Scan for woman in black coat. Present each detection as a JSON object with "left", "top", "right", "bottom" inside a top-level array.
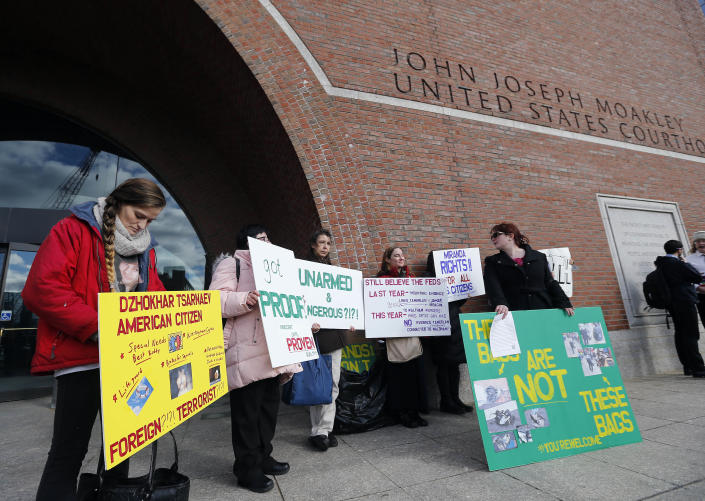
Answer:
[{"left": 484, "top": 222, "right": 574, "bottom": 318}]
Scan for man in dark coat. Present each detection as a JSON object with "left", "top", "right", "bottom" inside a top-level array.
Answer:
[{"left": 655, "top": 240, "right": 705, "bottom": 378}]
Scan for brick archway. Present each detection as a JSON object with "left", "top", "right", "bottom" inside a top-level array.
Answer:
[{"left": 0, "top": 0, "right": 332, "bottom": 260}]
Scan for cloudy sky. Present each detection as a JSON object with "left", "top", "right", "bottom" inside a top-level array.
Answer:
[
  {"left": 0, "top": 141, "right": 206, "bottom": 290},
  {"left": 4, "top": 250, "right": 35, "bottom": 293}
]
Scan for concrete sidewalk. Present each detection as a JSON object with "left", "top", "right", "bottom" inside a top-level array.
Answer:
[{"left": 3, "top": 374, "right": 705, "bottom": 501}]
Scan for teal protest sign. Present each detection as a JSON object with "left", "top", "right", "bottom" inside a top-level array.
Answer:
[{"left": 460, "top": 307, "right": 641, "bottom": 471}]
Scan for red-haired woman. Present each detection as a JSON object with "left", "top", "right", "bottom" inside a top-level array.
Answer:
[
  {"left": 484, "top": 222, "right": 574, "bottom": 318},
  {"left": 377, "top": 246, "right": 428, "bottom": 428}
]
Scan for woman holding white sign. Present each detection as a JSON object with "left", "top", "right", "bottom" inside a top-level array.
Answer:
[
  {"left": 484, "top": 222, "right": 574, "bottom": 318},
  {"left": 210, "top": 224, "right": 301, "bottom": 493},
  {"left": 377, "top": 246, "right": 428, "bottom": 428},
  {"left": 306, "top": 229, "right": 356, "bottom": 451},
  {"left": 23, "top": 178, "right": 167, "bottom": 501}
]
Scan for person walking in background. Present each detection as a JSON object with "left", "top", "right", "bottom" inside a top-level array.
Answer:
[
  {"left": 209, "top": 224, "right": 302, "bottom": 493},
  {"left": 656, "top": 240, "right": 705, "bottom": 378},
  {"left": 377, "top": 247, "right": 428, "bottom": 428},
  {"left": 23, "top": 178, "right": 167, "bottom": 501},
  {"left": 686, "top": 231, "right": 705, "bottom": 328},
  {"left": 483, "top": 222, "right": 574, "bottom": 318},
  {"left": 425, "top": 252, "right": 473, "bottom": 414},
  {"left": 305, "top": 229, "right": 356, "bottom": 451}
]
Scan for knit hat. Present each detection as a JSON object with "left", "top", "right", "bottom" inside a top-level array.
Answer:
[{"left": 693, "top": 231, "right": 705, "bottom": 242}]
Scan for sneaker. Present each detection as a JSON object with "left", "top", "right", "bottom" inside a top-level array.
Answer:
[
  {"left": 262, "top": 456, "right": 290, "bottom": 475},
  {"left": 308, "top": 434, "right": 329, "bottom": 451},
  {"left": 327, "top": 433, "right": 338, "bottom": 447}
]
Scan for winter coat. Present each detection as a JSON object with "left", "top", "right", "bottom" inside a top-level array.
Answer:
[
  {"left": 483, "top": 244, "right": 572, "bottom": 311},
  {"left": 22, "top": 201, "right": 164, "bottom": 374},
  {"left": 209, "top": 250, "right": 301, "bottom": 390},
  {"left": 655, "top": 255, "right": 701, "bottom": 305},
  {"left": 425, "top": 297, "right": 467, "bottom": 365}
]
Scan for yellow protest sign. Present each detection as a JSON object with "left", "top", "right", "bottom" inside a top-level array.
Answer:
[{"left": 98, "top": 291, "right": 226, "bottom": 469}]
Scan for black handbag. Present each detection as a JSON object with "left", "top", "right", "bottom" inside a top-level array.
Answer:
[{"left": 77, "top": 431, "right": 189, "bottom": 501}]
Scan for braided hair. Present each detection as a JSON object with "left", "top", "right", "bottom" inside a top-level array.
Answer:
[{"left": 102, "top": 178, "right": 166, "bottom": 289}]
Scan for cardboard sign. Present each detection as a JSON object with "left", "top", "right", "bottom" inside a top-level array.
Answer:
[
  {"left": 99, "top": 291, "right": 226, "bottom": 469},
  {"left": 460, "top": 307, "right": 641, "bottom": 471},
  {"left": 297, "top": 259, "right": 364, "bottom": 329},
  {"left": 340, "top": 343, "right": 377, "bottom": 373},
  {"left": 363, "top": 277, "right": 450, "bottom": 338},
  {"left": 538, "top": 247, "right": 573, "bottom": 297},
  {"left": 248, "top": 237, "right": 318, "bottom": 367},
  {"left": 432, "top": 248, "right": 485, "bottom": 301}
]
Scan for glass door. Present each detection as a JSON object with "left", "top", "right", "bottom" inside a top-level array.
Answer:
[{"left": 0, "top": 243, "right": 52, "bottom": 401}]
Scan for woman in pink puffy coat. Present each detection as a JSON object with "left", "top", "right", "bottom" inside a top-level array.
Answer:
[{"left": 209, "top": 224, "right": 301, "bottom": 494}]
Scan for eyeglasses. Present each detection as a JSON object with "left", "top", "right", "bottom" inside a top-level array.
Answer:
[{"left": 490, "top": 231, "right": 506, "bottom": 240}]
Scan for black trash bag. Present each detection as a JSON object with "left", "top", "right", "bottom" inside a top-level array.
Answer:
[{"left": 333, "top": 359, "right": 395, "bottom": 434}]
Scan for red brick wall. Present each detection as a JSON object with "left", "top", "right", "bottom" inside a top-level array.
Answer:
[
  {"left": 197, "top": 0, "right": 705, "bottom": 329},
  {"left": 2, "top": 1, "right": 704, "bottom": 332}
]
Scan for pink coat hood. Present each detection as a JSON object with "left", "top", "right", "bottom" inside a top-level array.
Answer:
[{"left": 210, "top": 250, "right": 301, "bottom": 390}]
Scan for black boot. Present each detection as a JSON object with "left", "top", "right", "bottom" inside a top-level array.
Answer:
[
  {"left": 233, "top": 464, "right": 274, "bottom": 493},
  {"left": 262, "top": 456, "right": 290, "bottom": 475},
  {"left": 399, "top": 410, "right": 419, "bottom": 428}
]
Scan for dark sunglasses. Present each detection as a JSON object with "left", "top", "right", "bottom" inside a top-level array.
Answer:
[{"left": 490, "top": 231, "right": 506, "bottom": 239}]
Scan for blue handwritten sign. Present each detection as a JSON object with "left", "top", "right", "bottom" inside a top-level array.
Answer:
[{"left": 432, "top": 248, "right": 485, "bottom": 302}]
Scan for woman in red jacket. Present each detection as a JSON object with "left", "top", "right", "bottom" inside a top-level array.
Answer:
[
  {"left": 22, "top": 178, "right": 166, "bottom": 501},
  {"left": 377, "top": 246, "right": 428, "bottom": 428}
]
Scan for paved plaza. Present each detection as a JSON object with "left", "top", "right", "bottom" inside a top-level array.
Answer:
[{"left": 2, "top": 374, "right": 705, "bottom": 500}]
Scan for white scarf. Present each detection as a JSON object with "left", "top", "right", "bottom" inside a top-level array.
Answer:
[{"left": 93, "top": 198, "right": 152, "bottom": 257}]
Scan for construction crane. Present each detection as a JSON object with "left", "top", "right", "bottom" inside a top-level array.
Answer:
[{"left": 43, "top": 149, "right": 99, "bottom": 209}]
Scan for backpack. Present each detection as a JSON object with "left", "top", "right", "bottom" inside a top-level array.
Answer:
[{"left": 643, "top": 267, "right": 671, "bottom": 310}]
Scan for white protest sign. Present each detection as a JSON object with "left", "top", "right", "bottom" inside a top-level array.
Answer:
[
  {"left": 538, "top": 247, "right": 573, "bottom": 297},
  {"left": 363, "top": 277, "right": 450, "bottom": 338},
  {"left": 297, "top": 259, "right": 364, "bottom": 330},
  {"left": 432, "top": 248, "right": 485, "bottom": 302},
  {"left": 248, "top": 237, "right": 318, "bottom": 367}
]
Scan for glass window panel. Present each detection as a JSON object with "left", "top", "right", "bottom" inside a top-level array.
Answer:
[
  {"left": 59, "top": 150, "right": 119, "bottom": 208},
  {"left": 0, "top": 248, "right": 5, "bottom": 282},
  {"left": 0, "top": 141, "right": 85, "bottom": 208},
  {"left": 0, "top": 140, "right": 205, "bottom": 290},
  {"left": 1, "top": 250, "right": 38, "bottom": 378},
  {"left": 2, "top": 249, "right": 38, "bottom": 328}
]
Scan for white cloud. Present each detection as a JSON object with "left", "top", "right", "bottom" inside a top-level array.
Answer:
[{"left": 0, "top": 142, "right": 207, "bottom": 289}]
